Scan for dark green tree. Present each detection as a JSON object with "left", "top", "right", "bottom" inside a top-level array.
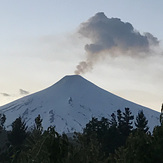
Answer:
[
  {"left": 160, "top": 103, "right": 163, "bottom": 125},
  {"left": 84, "top": 117, "right": 99, "bottom": 136},
  {"left": 152, "top": 104, "right": 163, "bottom": 161},
  {"left": 121, "top": 108, "right": 134, "bottom": 136},
  {"left": 72, "top": 131, "right": 104, "bottom": 163},
  {"left": 109, "top": 131, "right": 153, "bottom": 163},
  {"left": 15, "top": 126, "right": 71, "bottom": 163},
  {"left": 84, "top": 117, "right": 109, "bottom": 143},
  {"left": 8, "top": 116, "right": 28, "bottom": 147},
  {"left": 116, "top": 108, "right": 134, "bottom": 147},
  {"left": 135, "top": 110, "right": 149, "bottom": 133},
  {"left": 0, "top": 113, "right": 6, "bottom": 132},
  {"left": 109, "top": 113, "right": 117, "bottom": 128},
  {"left": 0, "top": 114, "right": 8, "bottom": 163},
  {"left": 101, "top": 113, "right": 119, "bottom": 155},
  {"left": 152, "top": 123, "right": 163, "bottom": 161},
  {"left": 103, "top": 127, "right": 120, "bottom": 156},
  {"left": 117, "top": 109, "right": 123, "bottom": 131}
]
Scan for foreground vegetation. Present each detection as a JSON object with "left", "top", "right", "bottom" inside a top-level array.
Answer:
[{"left": 0, "top": 106, "right": 163, "bottom": 163}]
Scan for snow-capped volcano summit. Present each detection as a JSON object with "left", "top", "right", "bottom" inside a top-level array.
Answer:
[{"left": 0, "top": 75, "right": 160, "bottom": 133}]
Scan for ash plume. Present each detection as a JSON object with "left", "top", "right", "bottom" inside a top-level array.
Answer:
[
  {"left": 74, "top": 12, "right": 159, "bottom": 74},
  {"left": 74, "top": 61, "right": 93, "bottom": 75}
]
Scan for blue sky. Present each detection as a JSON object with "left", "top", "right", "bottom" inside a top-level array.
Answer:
[{"left": 0, "top": 1, "right": 163, "bottom": 111}]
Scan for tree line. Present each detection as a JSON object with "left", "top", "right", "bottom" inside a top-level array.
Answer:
[{"left": 0, "top": 106, "right": 163, "bottom": 163}]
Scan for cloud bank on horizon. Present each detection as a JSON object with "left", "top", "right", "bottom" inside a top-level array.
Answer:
[
  {"left": 19, "top": 89, "right": 29, "bottom": 95},
  {"left": 0, "top": 89, "right": 29, "bottom": 98},
  {"left": 0, "top": 93, "right": 11, "bottom": 97},
  {"left": 74, "top": 12, "right": 160, "bottom": 75}
]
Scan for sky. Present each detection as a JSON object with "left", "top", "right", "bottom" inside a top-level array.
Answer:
[{"left": 0, "top": 0, "right": 163, "bottom": 112}]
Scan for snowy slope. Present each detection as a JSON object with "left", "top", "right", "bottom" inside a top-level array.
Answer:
[{"left": 0, "top": 75, "right": 160, "bottom": 133}]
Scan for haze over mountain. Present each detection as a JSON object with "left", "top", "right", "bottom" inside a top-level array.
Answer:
[{"left": 0, "top": 75, "right": 160, "bottom": 133}]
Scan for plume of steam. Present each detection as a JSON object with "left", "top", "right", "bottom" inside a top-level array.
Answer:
[{"left": 74, "top": 12, "right": 159, "bottom": 74}]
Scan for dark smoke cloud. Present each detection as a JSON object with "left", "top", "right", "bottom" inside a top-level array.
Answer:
[
  {"left": 75, "top": 12, "right": 159, "bottom": 74},
  {"left": 74, "top": 61, "right": 93, "bottom": 74},
  {"left": 19, "top": 89, "right": 29, "bottom": 95},
  {"left": 0, "top": 93, "right": 10, "bottom": 97}
]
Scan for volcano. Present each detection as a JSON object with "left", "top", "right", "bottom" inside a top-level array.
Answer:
[{"left": 0, "top": 75, "right": 160, "bottom": 133}]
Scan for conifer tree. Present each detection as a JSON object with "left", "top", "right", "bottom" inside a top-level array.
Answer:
[
  {"left": 8, "top": 116, "right": 28, "bottom": 147},
  {"left": 0, "top": 113, "right": 6, "bottom": 132},
  {"left": 122, "top": 108, "right": 134, "bottom": 136},
  {"left": 109, "top": 131, "right": 153, "bottom": 162},
  {"left": 84, "top": 117, "right": 109, "bottom": 142},
  {"left": 116, "top": 108, "right": 134, "bottom": 147},
  {"left": 117, "top": 109, "right": 123, "bottom": 132},
  {"left": 160, "top": 103, "right": 163, "bottom": 125},
  {"left": 103, "top": 113, "right": 120, "bottom": 155},
  {"left": 152, "top": 124, "right": 163, "bottom": 161},
  {"left": 135, "top": 110, "right": 149, "bottom": 133},
  {"left": 109, "top": 113, "right": 117, "bottom": 128},
  {"left": 83, "top": 117, "right": 98, "bottom": 137}
]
